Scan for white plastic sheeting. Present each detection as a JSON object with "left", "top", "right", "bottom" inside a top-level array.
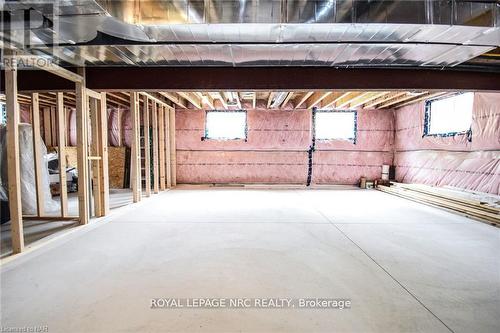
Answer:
[
  {"left": 394, "top": 92, "right": 500, "bottom": 195},
  {"left": 0, "top": 124, "right": 59, "bottom": 215}
]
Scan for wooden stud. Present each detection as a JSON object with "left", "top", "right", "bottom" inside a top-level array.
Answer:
[
  {"left": 169, "top": 107, "right": 177, "bottom": 187},
  {"left": 158, "top": 105, "right": 166, "bottom": 191},
  {"left": 143, "top": 97, "right": 151, "bottom": 197},
  {"left": 152, "top": 102, "right": 159, "bottom": 193},
  {"left": 65, "top": 107, "right": 70, "bottom": 145},
  {"left": 56, "top": 92, "right": 68, "bottom": 217},
  {"left": 31, "top": 93, "right": 45, "bottom": 216},
  {"left": 295, "top": 91, "right": 314, "bottom": 109},
  {"left": 98, "top": 92, "right": 110, "bottom": 215},
  {"left": 76, "top": 68, "right": 90, "bottom": 225},
  {"left": 90, "top": 97, "right": 102, "bottom": 216},
  {"left": 130, "top": 92, "right": 141, "bottom": 202},
  {"left": 378, "top": 185, "right": 499, "bottom": 226},
  {"left": 116, "top": 109, "right": 123, "bottom": 146},
  {"left": 5, "top": 51, "right": 24, "bottom": 253},
  {"left": 165, "top": 106, "right": 172, "bottom": 188},
  {"left": 43, "top": 107, "right": 52, "bottom": 146},
  {"left": 50, "top": 106, "right": 57, "bottom": 146}
]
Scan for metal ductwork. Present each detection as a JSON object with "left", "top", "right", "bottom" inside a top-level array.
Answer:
[
  {"left": 0, "top": 1, "right": 499, "bottom": 69},
  {"left": 95, "top": 0, "right": 499, "bottom": 26}
]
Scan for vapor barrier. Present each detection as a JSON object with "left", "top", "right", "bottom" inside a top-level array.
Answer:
[{"left": 394, "top": 93, "right": 500, "bottom": 195}]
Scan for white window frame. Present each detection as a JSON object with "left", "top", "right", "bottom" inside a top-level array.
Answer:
[
  {"left": 314, "top": 110, "right": 357, "bottom": 143},
  {"left": 204, "top": 110, "right": 248, "bottom": 141},
  {"left": 424, "top": 93, "right": 474, "bottom": 137}
]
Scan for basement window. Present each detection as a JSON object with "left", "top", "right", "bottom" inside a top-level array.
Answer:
[
  {"left": 315, "top": 110, "right": 357, "bottom": 142},
  {"left": 424, "top": 93, "right": 474, "bottom": 137},
  {"left": 204, "top": 110, "right": 247, "bottom": 140}
]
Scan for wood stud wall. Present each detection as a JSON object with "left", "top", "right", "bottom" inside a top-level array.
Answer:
[
  {"left": 143, "top": 97, "right": 151, "bottom": 197},
  {"left": 5, "top": 49, "right": 24, "bottom": 253},
  {"left": 152, "top": 102, "right": 159, "bottom": 194},
  {"left": 31, "top": 93, "right": 45, "bottom": 217},
  {"left": 56, "top": 92, "right": 69, "bottom": 217},
  {"left": 2, "top": 57, "right": 182, "bottom": 256},
  {"left": 76, "top": 68, "right": 90, "bottom": 225},
  {"left": 130, "top": 92, "right": 142, "bottom": 203},
  {"left": 169, "top": 107, "right": 176, "bottom": 187},
  {"left": 159, "top": 105, "right": 166, "bottom": 191},
  {"left": 139, "top": 96, "right": 175, "bottom": 197}
]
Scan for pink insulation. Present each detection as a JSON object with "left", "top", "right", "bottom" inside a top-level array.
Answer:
[
  {"left": 394, "top": 92, "right": 500, "bottom": 195},
  {"left": 20, "top": 104, "right": 31, "bottom": 123},
  {"left": 313, "top": 108, "right": 394, "bottom": 184},
  {"left": 176, "top": 108, "right": 395, "bottom": 185},
  {"left": 54, "top": 106, "right": 132, "bottom": 148},
  {"left": 107, "top": 107, "right": 132, "bottom": 147},
  {"left": 68, "top": 108, "right": 76, "bottom": 146},
  {"left": 176, "top": 109, "right": 311, "bottom": 184}
]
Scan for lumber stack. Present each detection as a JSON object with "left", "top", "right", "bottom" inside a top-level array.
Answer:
[{"left": 377, "top": 182, "right": 500, "bottom": 227}]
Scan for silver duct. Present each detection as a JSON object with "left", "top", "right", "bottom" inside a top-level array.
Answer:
[{"left": 0, "top": 1, "right": 499, "bottom": 68}]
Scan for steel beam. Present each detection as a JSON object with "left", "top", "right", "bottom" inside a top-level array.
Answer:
[{"left": 1, "top": 67, "right": 499, "bottom": 92}]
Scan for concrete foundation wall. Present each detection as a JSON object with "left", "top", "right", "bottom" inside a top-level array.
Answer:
[
  {"left": 394, "top": 92, "right": 500, "bottom": 195},
  {"left": 176, "top": 108, "right": 394, "bottom": 185}
]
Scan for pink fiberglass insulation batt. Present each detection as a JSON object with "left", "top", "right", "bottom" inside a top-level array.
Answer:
[
  {"left": 176, "top": 108, "right": 394, "bottom": 185},
  {"left": 394, "top": 92, "right": 499, "bottom": 195},
  {"left": 19, "top": 92, "right": 498, "bottom": 194}
]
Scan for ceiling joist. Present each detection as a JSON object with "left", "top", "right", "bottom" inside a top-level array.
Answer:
[{"left": 306, "top": 92, "right": 332, "bottom": 109}]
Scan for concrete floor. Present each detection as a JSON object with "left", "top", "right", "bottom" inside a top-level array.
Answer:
[
  {"left": 1, "top": 188, "right": 499, "bottom": 333},
  {"left": 0, "top": 189, "right": 133, "bottom": 257}
]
